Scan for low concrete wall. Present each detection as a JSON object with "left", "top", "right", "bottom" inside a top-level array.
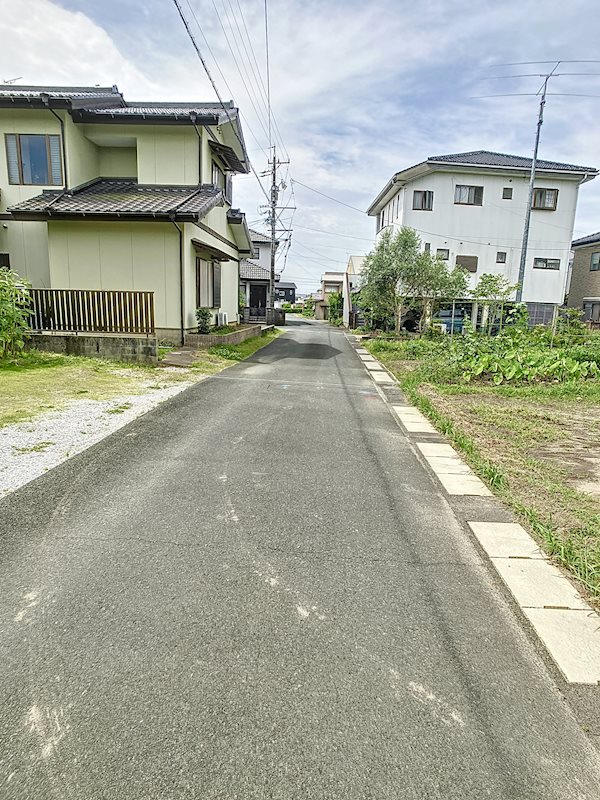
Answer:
[
  {"left": 27, "top": 333, "right": 158, "bottom": 364},
  {"left": 184, "top": 325, "right": 262, "bottom": 348}
]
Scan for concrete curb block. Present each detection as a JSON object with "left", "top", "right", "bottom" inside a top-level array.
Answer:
[{"left": 349, "top": 336, "right": 600, "bottom": 686}]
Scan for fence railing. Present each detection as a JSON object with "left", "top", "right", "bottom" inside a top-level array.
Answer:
[{"left": 29, "top": 288, "right": 155, "bottom": 335}]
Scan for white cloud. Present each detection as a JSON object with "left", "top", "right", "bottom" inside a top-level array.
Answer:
[{"left": 2, "top": 0, "right": 600, "bottom": 288}]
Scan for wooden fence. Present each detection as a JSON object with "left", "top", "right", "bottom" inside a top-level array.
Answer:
[{"left": 29, "top": 289, "right": 155, "bottom": 335}]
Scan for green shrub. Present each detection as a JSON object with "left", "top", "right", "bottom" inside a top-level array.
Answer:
[
  {"left": 208, "top": 345, "right": 244, "bottom": 360},
  {"left": 0, "top": 270, "right": 32, "bottom": 360},
  {"left": 195, "top": 307, "right": 212, "bottom": 334}
]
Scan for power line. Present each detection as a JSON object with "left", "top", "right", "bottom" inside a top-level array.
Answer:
[
  {"left": 293, "top": 223, "right": 373, "bottom": 242},
  {"left": 264, "top": 0, "right": 272, "bottom": 149},
  {"left": 291, "top": 179, "right": 366, "bottom": 213},
  {"left": 233, "top": 0, "right": 289, "bottom": 160},
  {"left": 173, "top": 0, "right": 270, "bottom": 203}
]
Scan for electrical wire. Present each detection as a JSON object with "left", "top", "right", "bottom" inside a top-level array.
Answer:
[{"left": 174, "top": 0, "right": 271, "bottom": 203}]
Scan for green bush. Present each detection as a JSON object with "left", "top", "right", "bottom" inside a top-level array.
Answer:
[
  {"left": 0, "top": 270, "right": 32, "bottom": 360},
  {"left": 195, "top": 307, "right": 212, "bottom": 334},
  {"left": 208, "top": 345, "right": 244, "bottom": 360}
]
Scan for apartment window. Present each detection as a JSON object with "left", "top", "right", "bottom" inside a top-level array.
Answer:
[
  {"left": 533, "top": 257, "right": 560, "bottom": 270},
  {"left": 412, "top": 190, "right": 433, "bottom": 210},
  {"left": 502, "top": 187, "right": 513, "bottom": 200},
  {"left": 5, "top": 133, "right": 62, "bottom": 185},
  {"left": 196, "top": 258, "right": 221, "bottom": 308},
  {"left": 456, "top": 255, "right": 478, "bottom": 273},
  {"left": 532, "top": 188, "right": 558, "bottom": 210},
  {"left": 436, "top": 248, "right": 449, "bottom": 260},
  {"left": 0, "top": 253, "right": 10, "bottom": 270},
  {"left": 496, "top": 251, "right": 507, "bottom": 263},
  {"left": 211, "top": 161, "right": 225, "bottom": 189},
  {"left": 424, "top": 243, "right": 431, "bottom": 253},
  {"left": 454, "top": 185, "right": 483, "bottom": 206},
  {"left": 590, "top": 252, "right": 600, "bottom": 271}
]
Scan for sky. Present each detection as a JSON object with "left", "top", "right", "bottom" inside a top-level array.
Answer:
[{"left": 2, "top": 0, "right": 600, "bottom": 290}]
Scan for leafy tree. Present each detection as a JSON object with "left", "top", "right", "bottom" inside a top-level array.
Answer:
[
  {"left": 328, "top": 291, "right": 343, "bottom": 323},
  {"left": 359, "top": 227, "right": 457, "bottom": 334},
  {"left": 0, "top": 270, "right": 32, "bottom": 360},
  {"left": 472, "top": 274, "right": 520, "bottom": 334}
]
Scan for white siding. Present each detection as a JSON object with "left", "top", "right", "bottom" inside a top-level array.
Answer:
[{"left": 377, "top": 169, "right": 582, "bottom": 304}]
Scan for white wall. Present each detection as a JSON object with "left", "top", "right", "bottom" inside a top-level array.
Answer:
[{"left": 376, "top": 169, "right": 582, "bottom": 304}]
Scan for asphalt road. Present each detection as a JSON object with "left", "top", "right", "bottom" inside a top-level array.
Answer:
[{"left": 1, "top": 318, "right": 600, "bottom": 799}]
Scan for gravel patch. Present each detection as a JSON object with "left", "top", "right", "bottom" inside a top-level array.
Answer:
[{"left": 0, "top": 381, "right": 196, "bottom": 499}]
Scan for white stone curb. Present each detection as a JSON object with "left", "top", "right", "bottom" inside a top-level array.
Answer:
[{"left": 468, "top": 521, "right": 600, "bottom": 684}]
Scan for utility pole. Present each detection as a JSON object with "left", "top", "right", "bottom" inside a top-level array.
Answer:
[
  {"left": 268, "top": 144, "right": 278, "bottom": 311},
  {"left": 515, "top": 71, "right": 553, "bottom": 303},
  {"left": 266, "top": 145, "right": 290, "bottom": 314}
]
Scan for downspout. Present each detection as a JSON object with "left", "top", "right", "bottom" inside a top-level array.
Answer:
[
  {"left": 171, "top": 219, "right": 185, "bottom": 345},
  {"left": 189, "top": 112, "right": 202, "bottom": 183},
  {"left": 41, "top": 95, "right": 68, "bottom": 189}
]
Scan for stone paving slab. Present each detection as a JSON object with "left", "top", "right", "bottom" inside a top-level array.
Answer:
[
  {"left": 426, "top": 456, "right": 473, "bottom": 475},
  {"left": 370, "top": 370, "right": 394, "bottom": 384},
  {"left": 417, "top": 442, "right": 457, "bottom": 459},
  {"left": 435, "top": 472, "right": 493, "bottom": 496},
  {"left": 468, "top": 521, "right": 545, "bottom": 559},
  {"left": 491, "top": 558, "right": 591, "bottom": 610},
  {"left": 523, "top": 608, "right": 600, "bottom": 684}
]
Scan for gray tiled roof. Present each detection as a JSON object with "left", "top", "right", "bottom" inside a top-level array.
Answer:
[
  {"left": 248, "top": 228, "right": 272, "bottom": 244},
  {"left": 572, "top": 231, "right": 600, "bottom": 247},
  {"left": 239, "top": 260, "right": 280, "bottom": 281},
  {"left": 0, "top": 85, "right": 124, "bottom": 109},
  {"left": 428, "top": 150, "right": 596, "bottom": 173},
  {"left": 81, "top": 101, "right": 237, "bottom": 125},
  {"left": 8, "top": 179, "right": 222, "bottom": 219}
]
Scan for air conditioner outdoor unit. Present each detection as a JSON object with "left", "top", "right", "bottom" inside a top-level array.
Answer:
[{"left": 218, "top": 311, "right": 228, "bottom": 326}]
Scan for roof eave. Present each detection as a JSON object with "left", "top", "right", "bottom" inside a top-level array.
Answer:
[
  {"left": 70, "top": 110, "right": 221, "bottom": 125},
  {"left": 428, "top": 159, "right": 599, "bottom": 182}
]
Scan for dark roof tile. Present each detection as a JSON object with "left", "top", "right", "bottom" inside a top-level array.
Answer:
[
  {"left": 8, "top": 179, "right": 222, "bottom": 219},
  {"left": 428, "top": 150, "right": 596, "bottom": 173},
  {"left": 572, "top": 231, "right": 600, "bottom": 247}
]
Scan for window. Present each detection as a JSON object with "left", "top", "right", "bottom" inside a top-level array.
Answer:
[
  {"left": 496, "top": 251, "right": 507, "bottom": 263},
  {"left": 211, "top": 161, "right": 225, "bottom": 189},
  {"left": 532, "top": 188, "right": 558, "bottom": 210},
  {"left": 583, "top": 301, "right": 600, "bottom": 323},
  {"left": 456, "top": 255, "right": 478, "bottom": 273},
  {"left": 502, "top": 187, "right": 513, "bottom": 200},
  {"left": 0, "top": 253, "right": 10, "bottom": 270},
  {"left": 5, "top": 133, "right": 62, "bottom": 185},
  {"left": 454, "top": 185, "right": 483, "bottom": 206},
  {"left": 590, "top": 252, "right": 600, "bottom": 271},
  {"left": 436, "top": 248, "right": 449, "bottom": 260},
  {"left": 424, "top": 243, "right": 431, "bottom": 253},
  {"left": 533, "top": 257, "right": 560, "bottom": 270},
  {"left": 196, "top": 258, "right": 221, "bottom": 308},
  {"left": 212, "top": 262, "right": 221, "bottom": 308},
  {"left": 413, "top": 190, "right": 433, "bottom": 210}
]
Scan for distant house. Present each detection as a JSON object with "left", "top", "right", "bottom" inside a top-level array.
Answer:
[
  {"left": 314, "top": 271, "right": 344, "bottom": 320},
  {"left": 367, "top": 150, "right": 598, "bottom": 324},
  {"left": 342, "top": 255, "right": 366, "bottom": 327},
  {"left": 239, "top": 228, "right": 279, "bottom": 321},
  {"left": 274, "top": 281, "right": 297, "bottom": 304},
  {"left": 568, "top": 232, "right": 600, "bottom": 324},
  {"left": 0, "top": 84, "right": 253, "bottom": 343}
]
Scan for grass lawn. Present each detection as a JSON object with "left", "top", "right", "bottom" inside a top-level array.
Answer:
[
  {"left": 364, "top": 336, "right": 600, "bottom": 602},
  {"left": 0, "top": 330, "right": 279, "bottom": 429}
]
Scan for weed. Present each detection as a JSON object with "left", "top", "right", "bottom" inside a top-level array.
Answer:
[
  {"left": 13, "top": 441, "right": 54, "bottom": 454},
  {"left": 106, "top": 403, "right": 132, "bottom": 415}
]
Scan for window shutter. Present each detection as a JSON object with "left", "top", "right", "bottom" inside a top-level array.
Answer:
[
  {"left": 5, "top": 135, "right": 19, "bottom": 184},
  {"left": 48, "top": 135, "right": 62, "bottom": 185},
  {"left": 212, "top": 262, "right": 221, "bottom": 308}
]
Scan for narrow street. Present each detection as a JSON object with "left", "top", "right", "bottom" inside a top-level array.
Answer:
[{"left": 1, "top": 318, "right": 599, "bottom": 799}]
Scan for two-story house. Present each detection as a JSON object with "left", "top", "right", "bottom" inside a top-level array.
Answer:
[
  {"left": 0, "top": 84, "right": 253, "bottom": 343},
  {"left": 367, "top": 151, "right": 597, "bottom": 321},
  {"left": 314, "top": 271, "right": 344, "bottom": 320},
  {"left": 239, "top": 228, "right": 278, "bottom": 319},
  {"left": 568, "top": 232, "right": 600, "bottom": 324}
]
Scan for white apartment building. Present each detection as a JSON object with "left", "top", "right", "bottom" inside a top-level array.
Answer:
[{"left": 367, "top": 151, "right": 597, "bottom": 317}]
